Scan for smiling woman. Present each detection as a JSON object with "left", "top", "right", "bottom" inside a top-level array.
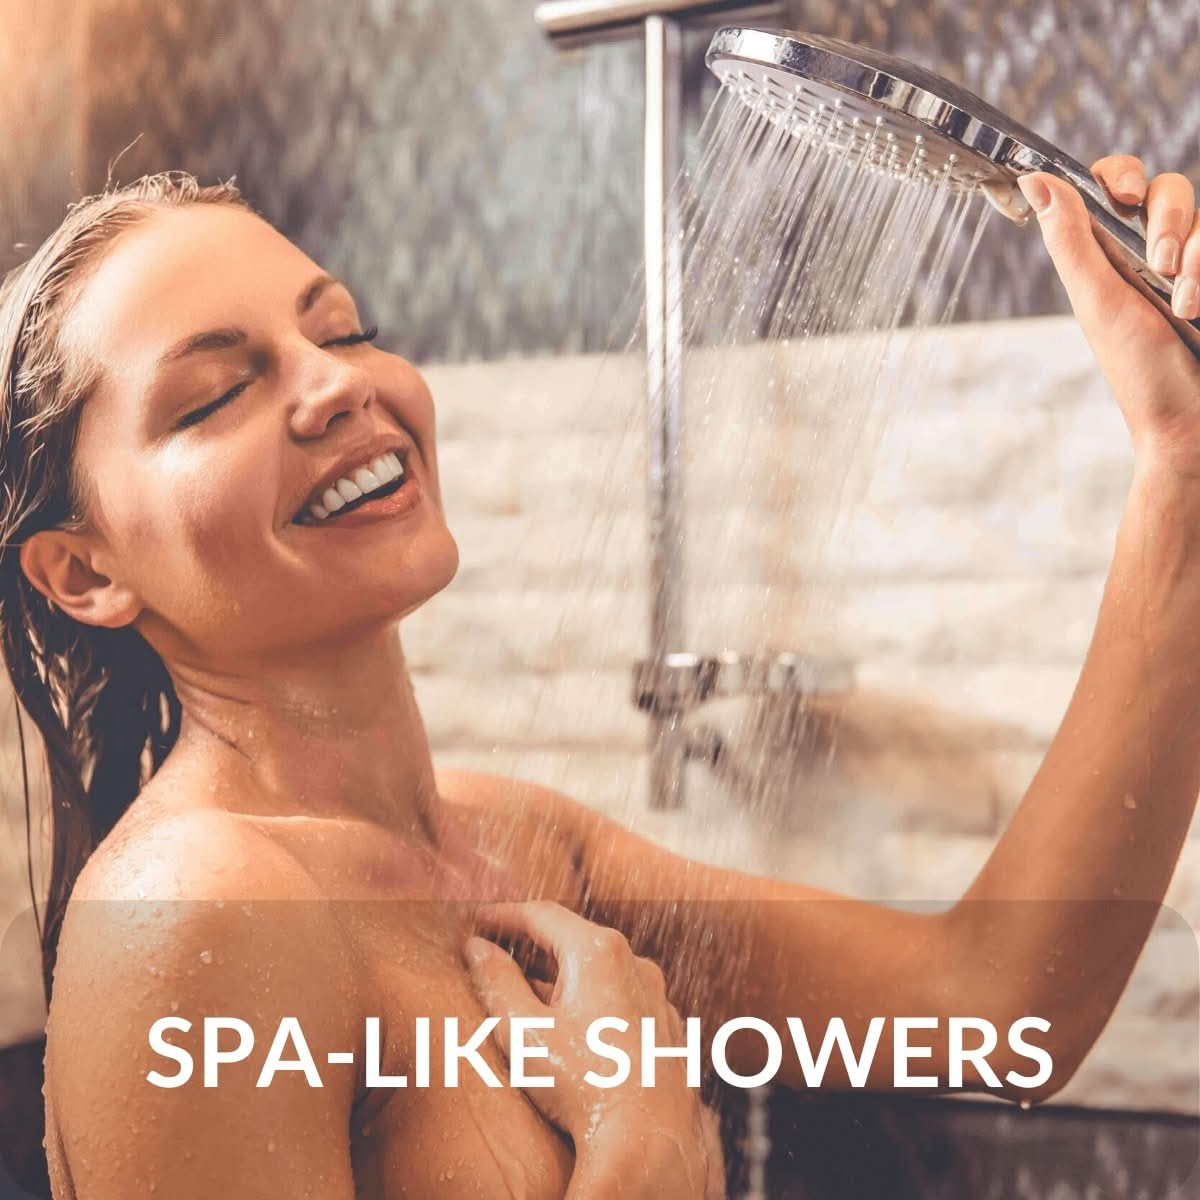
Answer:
[
  {"left": 0, "top": 173, "right": 721, "bottom": 1199},
  {"left": 23, "top": 188, "right": 461, "bottom": 665},
  {"left": 5, "top": 153, "right": 1200, "bottom": 1200}
]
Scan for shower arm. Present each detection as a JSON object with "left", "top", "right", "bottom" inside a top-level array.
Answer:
[
  {"left": 535, "top": 1, "right": 786, "bottom": 48},
  {"left": 642, "top": 12, "right": 688, "bottom": 809}
]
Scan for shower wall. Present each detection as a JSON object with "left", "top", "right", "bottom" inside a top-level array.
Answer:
[
  {"left": 2, "top": 1, "right": 1198, "bottom": 361},
  {"left": 1, "top": 0, "right": 1198, "bottom": 1122}
]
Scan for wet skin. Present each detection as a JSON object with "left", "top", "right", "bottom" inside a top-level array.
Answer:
[
  {"left": 29, "top": 206, "right": 599, "bottom": 1198},
  {"left": 32, "top": 154, "right": 1200, "bottom": 1196},
  {"left": 45, "top": 765, "right": 593, "bottom": 1199}
]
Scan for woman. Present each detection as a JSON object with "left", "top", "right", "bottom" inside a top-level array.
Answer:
[{"left": 2, "top": 152, "right": 1198, "bottom": 1197}]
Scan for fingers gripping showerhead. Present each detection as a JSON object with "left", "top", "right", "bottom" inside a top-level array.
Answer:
[{"left": 706, "top": 26, "right": 1200, "bottom": 357}]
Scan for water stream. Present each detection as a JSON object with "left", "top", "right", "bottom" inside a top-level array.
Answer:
[
  {"left": 503, "top": 71, "right": 1000, "bottom": 1197},
  {"left": 648, "top": 77, "right": 994, "bottom": 1197}
]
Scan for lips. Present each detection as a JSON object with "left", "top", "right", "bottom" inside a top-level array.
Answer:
[
  {"left": 289, "top": 436, "right": 412, "bottom": 525},
  {"left": 298, "top": 451, "right": 407, "bottom": 524},
  {"left": 301, "top": 471, "right": 423, "bottom": 529}
]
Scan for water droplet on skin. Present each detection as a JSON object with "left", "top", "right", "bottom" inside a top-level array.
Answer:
[
  {"left": 198, "top": 949, "right": 213, "bottom": 965},
  {"left": 1122, "top": 792, "right": 1137, "bottom": 810}
]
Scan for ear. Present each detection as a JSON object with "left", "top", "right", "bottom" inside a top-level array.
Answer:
[{"left": 18, "top": 529, "right": 142, "bottom": 629}]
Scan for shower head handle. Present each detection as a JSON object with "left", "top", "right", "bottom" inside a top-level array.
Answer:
[
  {"left": 706, "top": 26, "right": 1200, "bottom": 359},
  {"left": 1025, "top": 158, "right": 1192, "bottom": 362}
]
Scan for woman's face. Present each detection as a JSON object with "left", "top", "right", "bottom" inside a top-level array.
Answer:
[{"left": 61, "top": 204, "right": 459, "bottom": 668}]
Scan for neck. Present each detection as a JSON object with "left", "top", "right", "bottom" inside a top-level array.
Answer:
[{"left": 167, "top": 626, "right": 441, "bottom": 846}]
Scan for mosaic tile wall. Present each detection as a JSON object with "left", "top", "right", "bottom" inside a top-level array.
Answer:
[{"left": 2, "top": 1, "right": 1197, "bottom": 362}]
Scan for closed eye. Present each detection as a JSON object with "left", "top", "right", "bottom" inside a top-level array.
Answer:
[
  {"left": 322, "top": 324, "right": 379, "bottom": 349},
  {"left": 176, "top": 378, "right": 252, "bottom": 430},
  {"left": 175, "top": 326, "right": 380, "bottom": 430}
]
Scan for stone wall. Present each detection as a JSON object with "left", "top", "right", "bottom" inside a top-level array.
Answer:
[{"left": 2, "top": 314, "right": 1197, "bottom": 1116}]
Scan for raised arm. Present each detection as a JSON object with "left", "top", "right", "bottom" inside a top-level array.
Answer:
[{"left": 455, "top": 156, "right": 1200, "bottom": 1104}]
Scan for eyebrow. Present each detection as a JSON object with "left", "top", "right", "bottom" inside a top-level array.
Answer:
[
  {"left": 297, "top": 273, "right": 341, "bottom": 315},
  {"left": 155, "top": 274, "right": 348, "bottom": 369}
]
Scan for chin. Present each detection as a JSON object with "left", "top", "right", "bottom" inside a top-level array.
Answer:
[{"left": 392, "top": 527, "right": 460, "bottom": 619}]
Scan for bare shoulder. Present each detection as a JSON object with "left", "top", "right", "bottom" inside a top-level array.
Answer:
[
  {"left": 433, "top": 767, "right": 798, "bottom": 903},
  {"left": 57, "top": 793, "right": 356, "bottom": 1025},
  {"left": 433, "top": 767, "right": 699, "bottom": 902},
  {"left": 53, "top": 799, "right": 359, "bottom": 1049},
  {"left": 435, "top": 766, "right": 606, "bottom": 832},
  {"left": 433, "top": 766, "right": 621, "bottom": 855},
  {"left": 46, "top": 796, "right": 361, "bottom": 1196},
  {"left": 434, "top": 767, "right": 612, "bottom": 900},
  {"left": 72, "top": 776, "right": 324, "bottom": 905}
]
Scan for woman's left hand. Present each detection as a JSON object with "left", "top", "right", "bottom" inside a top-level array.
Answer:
[
  {"left": 1017, "top": 158, "right": 1200, "bottom": 479},
  {"left": 463, "top": 900, "right": 724, "bottom": 1200}
]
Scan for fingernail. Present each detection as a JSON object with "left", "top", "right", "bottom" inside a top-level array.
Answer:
[
  {"left": 1151, "top": 234, "right": 1182, "bottom": 276},
  {"left": 1017, "top": 174, "right": 1051, "bottom": 213},
  {"left": 1173, "top": 277, "right": 1200, "bottom": 320},
  {"left": 1116, "top": 171, "right": 1145, "bottom": 201},
  {"left": 463, "top": 936, "right": 493, "bottom": 968}
]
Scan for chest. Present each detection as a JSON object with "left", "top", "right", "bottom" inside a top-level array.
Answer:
[{"left": 344, "top": 905, "right": 575, "bottom": 1200}]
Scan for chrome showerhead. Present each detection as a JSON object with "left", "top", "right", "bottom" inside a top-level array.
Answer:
[{"left": 706, "top": 26, "right": 1200, "bottom": 356}]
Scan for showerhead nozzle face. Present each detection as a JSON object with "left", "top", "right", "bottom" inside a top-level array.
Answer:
[
  {"left": 703, "top": 25, "right": 1200, "bottom": 359},
  {"left": 705, "top": 26, "right": 1074, "bottom": 200}
]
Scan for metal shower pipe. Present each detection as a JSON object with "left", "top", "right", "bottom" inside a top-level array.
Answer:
[
  {"left": 642, "top": 13, "right": 687, "bottom": 809},
  {"left": 535, "top": 0, "right": 784, "bottom": 809}
]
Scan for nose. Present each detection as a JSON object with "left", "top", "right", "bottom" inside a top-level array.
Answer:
[{"left": 287, "top": 342, "right": 374, "bottom": 439}]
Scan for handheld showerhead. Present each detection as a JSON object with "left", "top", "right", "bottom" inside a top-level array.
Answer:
[{"left": 706, "top": 26, "right": 1200, "bottom": 357}]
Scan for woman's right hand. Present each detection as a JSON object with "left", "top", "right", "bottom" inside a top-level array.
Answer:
[{"left": 463, "top": 901, "right": 723, "bottom": 1200}]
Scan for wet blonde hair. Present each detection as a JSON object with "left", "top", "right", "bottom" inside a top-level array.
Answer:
[{"left": 0, "top": 172, "right": 248, "bottom": 1000}]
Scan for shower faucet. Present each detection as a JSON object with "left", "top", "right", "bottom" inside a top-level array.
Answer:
[{"left": 633, "top": 653, "right": 854, "bottom": 808}]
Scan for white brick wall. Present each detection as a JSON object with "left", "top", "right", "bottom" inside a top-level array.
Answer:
[{"left": 2, "top": 315, "right": 1195, "bottom": 1114}]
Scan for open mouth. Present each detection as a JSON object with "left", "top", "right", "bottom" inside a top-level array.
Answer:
[{"left": 292, "top": 450, "right": 410, "bottom": 526}]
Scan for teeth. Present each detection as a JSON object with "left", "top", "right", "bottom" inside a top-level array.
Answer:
[
  {"left": 304, "top": 449, "right": 408, "bottom": 522},
  {"left": 371, "top": 453, "right": 404, "bottom": 482},
  {"left": 353, "top": 466, "right": 381, "bottom": 492}
]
